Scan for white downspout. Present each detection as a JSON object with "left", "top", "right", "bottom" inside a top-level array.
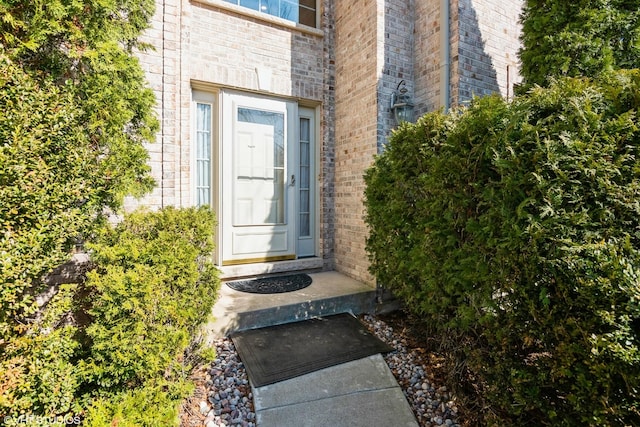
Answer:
[{"left": 440, "top": 0, "right": 451, "bottom": 111}]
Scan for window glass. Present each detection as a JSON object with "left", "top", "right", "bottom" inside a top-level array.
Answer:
[
  {"left": 195, "top": 102, "right": 212, "bottom": 207},
  {"left": 239, "top": 0, "right": 259, "bottom": 9},
  {"left": 235, "top": 107, "right": 285, "bottom": 225},
  {"left": 224, "top": 0, "right": 315, "bottom": 27},
  {"left": 279, "top": 0, "right": 298, "bottom": 22},
  {"left": 299, "top": 0, "right": 315, "bottom": 26},
  {"left": 299, "top": 117, "right": 311, "bottom": 237}
]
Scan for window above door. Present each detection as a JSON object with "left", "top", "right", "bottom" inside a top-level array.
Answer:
[{"left": 223, "top": 0, "right": 316, "bottom": 27}]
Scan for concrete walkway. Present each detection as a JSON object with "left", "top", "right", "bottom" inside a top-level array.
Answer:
[
  {"left": 253, "top": 354, "right": 418, "bottom": 427},
  {"left": 206, "top": 271, "right": 419, "bottom": 427}
]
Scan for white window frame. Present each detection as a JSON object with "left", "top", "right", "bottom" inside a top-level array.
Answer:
[
  {"left": 221, "top": 0, "right": 318, "bottom": 28},
  {"left": 191, "top": 90, "right": 217, "bottom": 208}
]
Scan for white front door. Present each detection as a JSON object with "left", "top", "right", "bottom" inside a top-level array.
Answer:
[{"left": 221, "top": 92, "right": 297, "bottom": 264}]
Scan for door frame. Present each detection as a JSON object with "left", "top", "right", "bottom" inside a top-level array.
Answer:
[{"left": 192, "top": 87, "right": 319, "bottom": 267}]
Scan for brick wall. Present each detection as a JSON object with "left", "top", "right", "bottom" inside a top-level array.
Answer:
[
  {"left": 132, "top": 0, "right": 329, "bottom": 210},
  {"left": 333, "top": 0, "right": 413, "bottom": 284},
  {"left": 379, "top": 0, "right": 414, "bottom": 150},
  {"left": 186, "top": 3, "right": 324, "bottom": 99},
  {"left": 130, "top": 0, "right": 334, "bottom": 266},
  {"left": 129, "top": 0, "right": 523, "bottom": 279},
  {"left": 414, "top": 0, "right": 447, "bottom": 115},
  {"left": 334, "top": 0, "right": 380, "bottom": 284},
  {"left": 455, "top": 0, "right": 523, "bottom": 104},
  {"left": 321, "top": 0, "right": 337, "bottom": 270},
  {"left": 127, "top": 0, "right": 182, "bottom": 211}
]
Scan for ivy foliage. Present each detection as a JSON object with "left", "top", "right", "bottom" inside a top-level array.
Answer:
[
  {"left": 1, "top": 207, "right": 220, "bottom": 426},
  {"left": 364, "top": 71, "right": 640, "bottom": 425},
  {"left": 519, "top": 0, "right": 640, "bottom": 87},
  {"left": 0, "top": 0, "right": 157, "bottom": 337}
]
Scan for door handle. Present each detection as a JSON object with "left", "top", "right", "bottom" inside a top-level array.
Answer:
[{"left": 290, "top": 174, "right": 296, "bottom": 186}]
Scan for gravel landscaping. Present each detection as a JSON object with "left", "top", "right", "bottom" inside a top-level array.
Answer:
[{"left": 180, "top": 313, "right": 463, "bottom": 427}]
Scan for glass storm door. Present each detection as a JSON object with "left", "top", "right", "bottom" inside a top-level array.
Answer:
[{"left": 222, "top": 93, "right": 296, "bottom": 264}]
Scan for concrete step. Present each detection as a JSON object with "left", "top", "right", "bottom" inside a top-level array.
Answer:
[{"left": 203, "top": 271, "right": 377, "bottom": 340}]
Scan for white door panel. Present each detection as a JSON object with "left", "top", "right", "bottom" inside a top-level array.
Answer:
[
  {"left": 232, "top": 230, "right": 289, "bottom": 254},
  {"left": 222, "top": 92, "right": 296, "bottom": 264}
]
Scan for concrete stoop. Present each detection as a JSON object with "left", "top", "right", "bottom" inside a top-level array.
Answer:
[{"left": 204, "top": 271, "right": 378, "bottom": 340}]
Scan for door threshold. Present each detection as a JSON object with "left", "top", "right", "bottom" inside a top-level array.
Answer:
[
  {"left": 219, "top": 257, "right": 324, "bottom": 281},
  {"left": 222, "top": 254, "right": 296, "bottom": 266}
]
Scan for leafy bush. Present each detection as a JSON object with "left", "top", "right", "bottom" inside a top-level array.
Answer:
[
  {"left": 1, "top": 207, "right": 220, "bottom": 426},
  {"left": 519, "top": 1, "right": 640, "bottom": 87},
  {"left": 84, "top": 382, "right": 188, "bottom": 427},
  {"left": 365, "top": 70, "right": 640, "bottom": 425},
  {"left": 0, "top": 2, "right": 211, "bottom": 425},
  {"left": 82, "top": 207, "right": 220, "bottom": 391},
  {"left": 0, "top": 0, "right": 157, "bottom": 338},
  {"left": 0, "top": 321, "right": 83, "bottom": 422},
  {"left": 0, "top": 57, "right": 97, "bottom": 337}
]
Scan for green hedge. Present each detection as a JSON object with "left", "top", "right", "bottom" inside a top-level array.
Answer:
[
  {"left": 519, "top": 1, "right": 640, "bottom": 88},
  {"left": 82, "top": 207, "right": 219, "bottom": 391},
  {"left": 0, "top": 57, "right": 98, "bottom": 338},
  {"left": 1, "top": 207, "right": 220, "bottom": 426},
  {"left": 365, "top": 70, "right": 640, "bottom": 425}
]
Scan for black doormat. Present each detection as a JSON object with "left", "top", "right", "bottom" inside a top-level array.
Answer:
[
  {"left": 226, "top": 273, "right": 312, "bottom": 294},
  {"left": 230, "top": 313, "right": 394, "bottom": 387}
]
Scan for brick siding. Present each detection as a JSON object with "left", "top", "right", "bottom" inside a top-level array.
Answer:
[
  {"left": 334, "top": 0, "right": 379, "bottom": 283},
  {"left": 455, "top": 0, "right": 523, "bottom": 104},
  {"left": 333, "top": 0, "right": 415, "bottom": 284},
  {"left": 320, "top": 0, "right": 337, "bottom": 270},
  {"left": 130, "top": 0, "right": 335, "bottom": 267},
  {"left": 414, "top": 0, "right": 447, "bottom": 116}
]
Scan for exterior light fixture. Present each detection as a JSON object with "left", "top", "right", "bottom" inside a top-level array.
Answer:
[{"left": 390, "top": 79, "right": 414, "bottom": 124}]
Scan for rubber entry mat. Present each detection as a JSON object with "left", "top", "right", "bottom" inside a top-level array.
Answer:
[
  {"left": 226, "top": 274, "right": 312, "bottom": 294},
  {"left": 230, "top": 313, "right": 393, "bottom": 387}
]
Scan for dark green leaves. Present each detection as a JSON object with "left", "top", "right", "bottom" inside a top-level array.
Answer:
[
  {"left": 0, "top": 0, "right": 158, "bottom": 335},
  {"left": 1, "top": 207, "right": 220, "bottom": 426},
  {"left": 519, "top": 0, "right": 640, "bottom": 87},
  {"left": 364, "top": 71, "right": 640, "bottom": 425}
]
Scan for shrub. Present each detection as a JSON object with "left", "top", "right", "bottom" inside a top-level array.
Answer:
[
  {"left": 519, "top": 1, "right": 640, "bottom": 87},
  {"left": 0, "top": 2, "right": 208, "bottom": 425},
  {"left": 0, "top": 0, "right": 157, "bottom": 338},
  {"left": 0, "top": 207, "right": 220, "bottom": 426},
  {"left": 83, "top": 382, "right": 188, "bottom": 427},
  {"left": 0, "top": 58, "right": 97, "bottom": 337},
  {"left": 0, "top": 323, "right": 83, "bottom": 423},
  {"left": 365, "top": 70, "right": 640, "bottom": 425},
  {"left": 82, "top": 207, "right": 220, "bottom": 391}
]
